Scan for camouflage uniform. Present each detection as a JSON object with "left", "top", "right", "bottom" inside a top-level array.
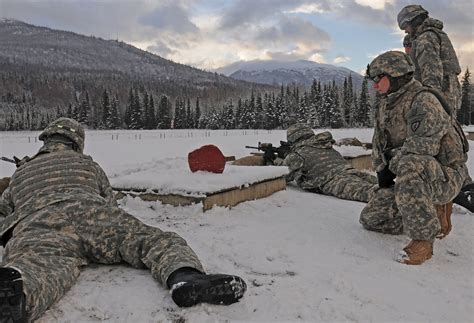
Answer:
[
  {"left": 398, "top": 6, "right": 462, "bottom": 116},
  {"left": 362, "top": 53, "right": 468, "bottom": 241},
  {"left": 285, "top": 131, "right": 378, "bottom": 203},
  {"left": 0, "top": 141, "right": 203, "bottom": 321}
]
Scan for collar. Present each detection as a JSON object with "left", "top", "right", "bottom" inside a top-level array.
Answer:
[{"left": 385, "top": 79, "right": 421, "bottom": 106}]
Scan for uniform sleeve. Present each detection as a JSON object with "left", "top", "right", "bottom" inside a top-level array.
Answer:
[
  {"left": 371, "top": 108, "right": 387, "bottom": 172},
  {"left": 95, "top": 163, "right": 118, "bottom": 207},
  {"left": 284, "top": 152, "right": 305, "bottom": 183},
  {"left": 415, "top": 31, "right": 443, "bottom": 89},
  {"left": 390, "top": 92, "right": 449, "bottom": 174},
  {"left": 0, "top": 186, "right": 14, "bottom": 218}
]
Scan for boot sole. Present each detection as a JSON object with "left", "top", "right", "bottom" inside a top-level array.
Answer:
[
  {"left": 171, "top": 275, "right": 246, "bottom": 307},
  {"left": 0, "top": 268, "right": 26, "bottom": 323}
]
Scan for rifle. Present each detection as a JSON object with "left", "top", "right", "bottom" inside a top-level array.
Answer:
[
  {"left": 1, "top": 156, "right": 29, "bottom": 168},
  {"left": 245, "top": 141, "right": 291, "bottom": 165}
]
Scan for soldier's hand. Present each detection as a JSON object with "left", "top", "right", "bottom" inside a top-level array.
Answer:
[
  {"left": 377, "top": 165, "right": 396, "bottom": 188},
  {"left": 259, "top": 143, "right": 273, "bottom": 149},
  {"left": 273, "top": 158, "right": 285, "bottom": 166}
]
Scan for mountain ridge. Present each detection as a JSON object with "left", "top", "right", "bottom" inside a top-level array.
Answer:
[{"left": 216, "top": 59, "right": 364, "bottom": 89}]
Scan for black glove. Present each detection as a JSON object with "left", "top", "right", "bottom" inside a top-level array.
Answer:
[
  {"left": 377, "top": 165, "right": 396, "bottom": 188},
  {"left": 453, "top": 184, "right": 474, "bottom": 212}
]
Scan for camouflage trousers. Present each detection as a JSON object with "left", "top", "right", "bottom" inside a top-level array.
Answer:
[
  {"left": 360, "top": 155, "right": 468, "bottom": 241},
  {"left": 1, "top": 201, "right": 203, "bottom": 321},
  {"left": 319, "top": 168, "right": 378, "bottom": 203}
]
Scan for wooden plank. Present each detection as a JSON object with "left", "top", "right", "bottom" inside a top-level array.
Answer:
[
  {"left": 202, "top": 177, "right": 286, "bottom": 211},
  {"left": 114, "top": 190, "right": 203, "bottom": 206},
  {"left": 344, "top": 154, "right": 373, "bottom": 171},
  {"left": 114, "top": 176, "right": 287, "bottom": 212}
]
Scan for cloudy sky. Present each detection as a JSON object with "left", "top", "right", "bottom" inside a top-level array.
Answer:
[{"left": 1, "top": 0, "right": 472, "bottom": 74}]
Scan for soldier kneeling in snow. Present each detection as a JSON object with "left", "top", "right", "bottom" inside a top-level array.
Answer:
[
  {"left": 361, "top": 51, "right": 469, "bottom": 265},
  {"left": 0, "top": 118, "right": 246, "bottom": 322},
  {"left": 284, "top": 123, "right": 378, "bottom": 203}
]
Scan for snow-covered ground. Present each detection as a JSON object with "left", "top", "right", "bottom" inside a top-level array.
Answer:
[{"left": 0, "top": 128, "right": 473, "bottom": 322}]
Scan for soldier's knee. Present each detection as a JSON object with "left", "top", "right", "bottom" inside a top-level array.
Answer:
[{"left": 359, "top": 205, "right": 374, "bottom": 229}]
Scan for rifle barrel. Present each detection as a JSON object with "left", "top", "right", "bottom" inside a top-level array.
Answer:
[{"left": 1, "top": 157, "right": 16, "bottom": 164}]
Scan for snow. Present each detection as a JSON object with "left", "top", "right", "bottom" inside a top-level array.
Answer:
[{"left": 0, "top": 128, "right": 473, "bottom": 322}]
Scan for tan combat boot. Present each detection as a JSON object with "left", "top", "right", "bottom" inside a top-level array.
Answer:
[
  {"left": 436, "top": 202, "right": 453, "bottom": 239},
  {"left": 398, "top": 240, "right": 433, "bottom": 265}
]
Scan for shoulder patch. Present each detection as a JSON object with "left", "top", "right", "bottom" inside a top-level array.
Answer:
[{"left": 410, "top": 120, "right": 421, "bottom": 133}]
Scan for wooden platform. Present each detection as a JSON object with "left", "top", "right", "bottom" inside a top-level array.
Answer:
[
  {"left": 114, "top": 176, "right": 286, "bottom": 212},
  {"left": 110, "top": 157, "right": 289, "bottom": 212}
]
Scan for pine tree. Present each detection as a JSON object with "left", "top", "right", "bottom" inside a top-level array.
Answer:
[
  {"left": 67, "top": 103, "right": 73, "bottom": 119},
  {"left": 296, "top": 92, "right": 310, "bottom": 124},
  {"left": 110, "top": 96, "right": 121, "bottom": 128},
  {"left": 195, "top": 97, "right": 201, "bottom": 128},
  {"left": 354, "top": 77, "right": 370, "bottom": 126},
  {"left": 144, "top": 94, "right": 156, "bottom": 129},
  {"left": 129, "top": 89, "right": 143, "bottom": 129},
  {"left": 459, "top": 68, "right": 471, "bottom": 125},
  {"left": 101, "top": 89, "right": 111, "bottom": 129},
  {"left": 142, "top": 91, "right": 149, "bottom": 129},
  {"left": 254, "top": 93, "right": 265, "bottom": 129},
  {"left": 124, "top": 88, "right": 134, "bottom": 128},
  {"left": 157, "top": 95, "right": 171, "bottom": 129},
  {"left": 77, "top": 92, "right": 90, "bottom": 125},
  {"left": 186, "top": 98, "right": 192, "bottom": 128},
  {"left": 308, "top": 80, "right": 322, "bottom": 127},
  {"left": 222, "top": 100, "right": 235, "bottom": 129}
]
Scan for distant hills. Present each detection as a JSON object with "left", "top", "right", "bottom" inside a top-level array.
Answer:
[
  {"left": 215, "top": 59, "right": 364, "bottom": 89},
  {"left": 0, "top": 18, "right": 273, "bottom": 111},
  {"left": 0, "top": 18, "right": 372, "bottom": 131}
]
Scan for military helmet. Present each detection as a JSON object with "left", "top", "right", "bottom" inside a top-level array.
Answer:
[
  {"left": 39, "top": 117, "right": 85, "bottom": 153},
  {"left": 287, "top": 123, "right": 314, "bottom": 144},
  {"left": 397, "top": 4, "right": 428, "bottom": 30},
  {"left": 367, "top": 51, "right": 415, "bottom": 80}
]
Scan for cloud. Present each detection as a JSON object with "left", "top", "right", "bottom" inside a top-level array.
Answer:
[
  {"left": 284, "top": 3, "right": 329, "bottom": 14},
  {"left": 355, "top": 0, "right": 395, "bottom": 10},
  {"left": 146, "top": 40, "right": 177, "bottom": 58},
  {"left": 253, "top": 16, "right": 331, "bottom": 56},
  {"left": 139, "top": 3, "right": 198, "bottom": 34},
  {"left": 218, "top": 0, "right": 305, "bottom": 29},
  {"left": 333, "top": 56, "right": 351, "bottom": 64},
  {"left": 0, "top": 0, "right": 471, "bottom": 71}
]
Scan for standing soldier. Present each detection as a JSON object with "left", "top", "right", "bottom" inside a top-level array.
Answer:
[
  {"left": 397, "top": 4, "right": 462, "bottom": 116},
  {"left": 0, "top": 118, "right": 246, "bottom": 322},
  {"left": 361, "top": 51, "right": 469, "bottom": 265},
  {"left": 284, "top": 124, "right": 378, "bottom": 203}
]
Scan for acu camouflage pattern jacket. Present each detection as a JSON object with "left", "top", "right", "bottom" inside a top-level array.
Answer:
[
  {"left": 284, "top": 132, "right": 350, "bottom": 190},
  {"left": 372, "top": 79, "right": 467, "bottom": 174},
  {"left": 0, "top": 143, "right": 117, "bottom": 240},
  {"left": 411, "top": 17, "right": 461, "bottom": 91}
]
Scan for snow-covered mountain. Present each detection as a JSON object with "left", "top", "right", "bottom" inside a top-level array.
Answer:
[{"left": 216, "top": 59, "right": 365, "bottom": 89}]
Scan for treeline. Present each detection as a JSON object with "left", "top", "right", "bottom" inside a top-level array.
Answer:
[
  {"left": 1, "top": 70, "right": 472, "bottom": 131},
  {"left": 200, "top": 75, "right": 371, "bottom": 129},
  {"left": 0, "top": 74, "right": 371, "bottom": 130}
]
